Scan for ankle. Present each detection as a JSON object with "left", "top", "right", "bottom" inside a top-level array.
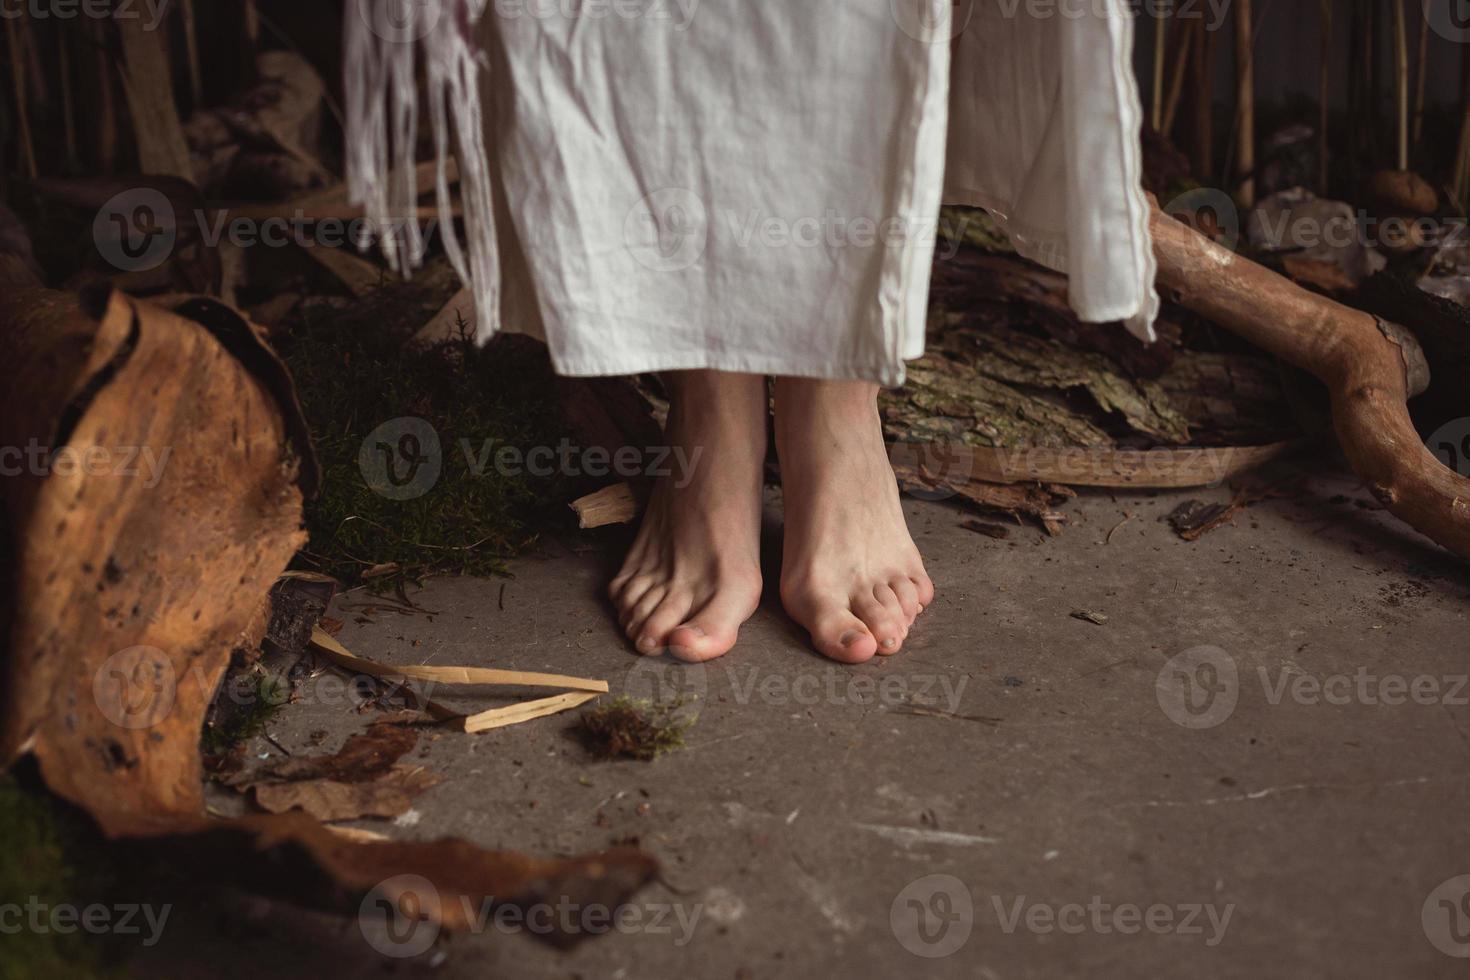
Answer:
[
  {"left": 772, "top": 377, "right": 880, "bottom": 424},
  {"left": 665, "top": 370, "right": 767, "bottom": 433}
]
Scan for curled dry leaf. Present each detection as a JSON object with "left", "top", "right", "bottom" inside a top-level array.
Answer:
[{"left": 230, "top": 723, "right": 442, "bottom": 821}]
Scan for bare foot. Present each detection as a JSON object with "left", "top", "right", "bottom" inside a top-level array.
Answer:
[
  {"left": 773, "top": 378, "right": 935, "bottom": 663},
  {"left": 608, "top": 370, "right": 765, "bottom": 661}
]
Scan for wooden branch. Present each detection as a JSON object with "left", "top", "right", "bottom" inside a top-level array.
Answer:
[
  {"left": 1151, "top": 3, "right": 1168, "bottom": 131},
  {"left": 1234, "top": 0, "right": 1255, "bottom": 207},
  {"left": 1149, "top": 206, "right": 1470, "bottom": 558},
  {"left": 116, "top": 10, "right": 193, "bottom": 179},
  {"left": 1456, "top": 51, "right": 1470, "bottom": 208},
  {"left": 180, "top": 0, "right": 205, "bottom": 111},
  {"left": 1393, "top": 0, "right": 1409, "bottom": 171},
  {"left": 4, "top": 15, "right": 36, "bottom": 178},
  {"left": 1190, "top": 18, "right": 1214, "bottom": 180},
  {"left": 1318, "top": 0, "right": 1331, "bottom": 194},
  {"left": 1413, "top": 2, "right": 1429, "bottom": 147},
  {"left": 1161, "top": 14, "right": 1193, "bottom": 135}
]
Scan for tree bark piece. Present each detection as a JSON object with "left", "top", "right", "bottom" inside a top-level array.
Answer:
[
  {"left": 0, "top": 287, "right": 312, "bottom": 832},
  {"left": 1149, "top": 205, "right": 1470, "bottom": 557},
  {"left": 0, "top": 286, "right": 657, "bottom": 941}
]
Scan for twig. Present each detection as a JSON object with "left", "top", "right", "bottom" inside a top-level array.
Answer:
[
  {"left": 3, "top": 15, "right": 36, "bottom": 178},
  {"left": 1412, "top": 2, "right": 1429, "bottom": 147},
  {"left": 1105, "top": 512, "right": 1134, "bottom": 544},
  {"left": 1455, "top": 48, "right": 1470, "bottom": 208},
  {"left": 1234, "top": 0, "right": 1255, "bottom": 207},
  {"left": 1151, "top": 2, "right": 1168, "bottom": 131},
  {"left": 1190, "top": 18, "right": 1215, "bottom": 180},
  {"left": 1161, "top": 14, "right": 1193, "bottom": 135},
  {"left": 1318, "top": 0, "right": 1332, "bottom": 194},
  {"left": 1392, "top": 0, "right": 1409, "bottom": 171},
  {"left": 58, "top": 29, "right": 77, "bottom": 168},
  {"left": 180, "top": 0, "right": 204, "bottom": 111}
]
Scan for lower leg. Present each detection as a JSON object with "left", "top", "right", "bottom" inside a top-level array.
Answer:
[
  {"left": 608, "top": 370, "right": 766, "bottom": 661},
  {"left": 773, "top": 377, "right": 935, "bottom": 663}
]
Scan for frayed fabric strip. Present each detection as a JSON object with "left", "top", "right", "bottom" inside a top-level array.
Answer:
[{"left": 345, "top": 0, "right": 501, "bottom": 345}]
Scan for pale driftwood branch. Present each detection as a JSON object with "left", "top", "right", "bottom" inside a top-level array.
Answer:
[{"left": 1149, "top": 206, "right": 1470, "bottom": 558}]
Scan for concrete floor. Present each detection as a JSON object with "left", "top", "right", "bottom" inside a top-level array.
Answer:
[{"left": 136, "top": 460, "right": 1470, "bottom": 978}]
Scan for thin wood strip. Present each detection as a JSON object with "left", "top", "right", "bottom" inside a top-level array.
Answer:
[
  {"left": 456, "top": 692, "right": 602, "bottom": 734},
  {"left": 310, "top": 626, "right": 609, "bottom": 693}
]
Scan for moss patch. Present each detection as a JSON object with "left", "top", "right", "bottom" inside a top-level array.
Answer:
[
  {"left": 200, "top": 671, "right": 288, "bottom": 757},
  {"left": 279, "top": 284, "right": 570, "bottom": 583},
  {"left": 577, "top": 696, "right": 693, "bottom": 761},
  {"left": 0, "top": 774, "right": 125, "bottom": 979}
]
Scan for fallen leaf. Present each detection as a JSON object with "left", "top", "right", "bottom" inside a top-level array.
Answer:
[{"left": 251, "top": 765, "right": 441, "bottom": 821}]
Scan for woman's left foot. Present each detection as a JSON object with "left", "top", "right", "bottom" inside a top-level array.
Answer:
[{"left": 773, "top": 378, "right": 935, "bottom": 663}]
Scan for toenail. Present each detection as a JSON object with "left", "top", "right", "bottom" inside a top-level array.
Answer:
[
  {"left": 840, "top": 629, "right": 862, "bottom": 647},
  {"left": 679, "top": 624, "right": 706, "bottom": 637},
  {"left": 636, "top": 635, "right": 657, "bottom": 651},
  {"left": 882, "top": 637, "right": 899, "bottom": 649}
]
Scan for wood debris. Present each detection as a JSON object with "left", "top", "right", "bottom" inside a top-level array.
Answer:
[
  {"left": 571, "top": 482, "right": 639, "bottom": 528},
  {"left": 309, "top": 627, "right": 606, "bottom": 734},
  {"left": 960, "top": 519, "right": 1012, "bottom": 539},
  {"left": 1166, "top": 498, "right": 1245, "bottom": 540}
]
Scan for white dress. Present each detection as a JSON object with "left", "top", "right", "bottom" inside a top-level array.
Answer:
[{"left": 346, "top": 0, "right": 1157, "bottom": 386}]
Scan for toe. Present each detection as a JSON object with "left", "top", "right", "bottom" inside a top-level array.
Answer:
[
  {"left": 876, "top": 581, "right": 911, "bottom": 628},
  {"left": 666, "top": 621, "right": 737, "bottom": 662},
  {"left": 621, "top": 584, "right": 667, "bottom": 641},
  {"left": 911, "top": 572, "right": 936, "bottom": 608},
  {"left": 853, "top": 593, "right": 905, "bottom": 655},
  {"left": 612, "top": 572, "right": 656, "bottom": 615},
  {"left": 799, "top": 601, "right": 877, "bottom": 663},
  {"left": 634, "top": 591, "right": 695, "bottom": 654},
  {"left": 667, "top": 590, "right": 753, "bottom": 662}
]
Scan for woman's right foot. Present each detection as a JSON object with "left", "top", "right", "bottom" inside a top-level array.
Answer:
[{"left": 607, "top": 370, "right": 766, "bottom": 662}]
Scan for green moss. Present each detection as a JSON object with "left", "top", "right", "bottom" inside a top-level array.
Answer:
[
  {"left": 200, "top": 672, "right": 288, "bottom": 757},
  {"left": 0, "top": 775, "right": 124, "bottom": 979},
  {"left": 279, "top": 284, "right": 569, "bottom": 583},
  {"left": 578, "top": 696, "right": 693, "bottom": 761}
]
